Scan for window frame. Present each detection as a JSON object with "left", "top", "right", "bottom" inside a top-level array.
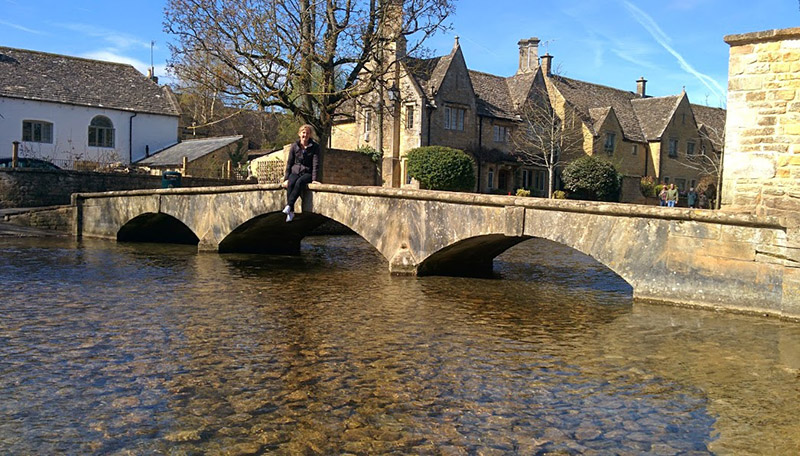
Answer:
[
  {"left": 405, "top": 105, "right": 414, "bottom": 130},
  {"left": 22, "top": 120, "right": 53, "bottom": 144},
  {"left": 604, "top": 132, "right": 615, "bottom": 154},
  {"left": 493, "top": 125, "right": 508, "bottom": 143},
  {"left": 686, "top": 141, "right": 696, "bottom": 156},
  {"left": 668, "top": 138, "right": 679, "bottom": 158},
  {"left": 88, "top": 116, "right": 115, "bottom": 148},
  {"left": 444, "top": 106, "right": 465, "bottom": 131}
]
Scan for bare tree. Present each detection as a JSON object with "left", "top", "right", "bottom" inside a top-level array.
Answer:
[
  {"left": 678, "top": 122, "right": 725, "bottom": 209},
  {"left": 511, "top": 85, "right": 584, "bottom": 198},
  {"left": 164, "top": 0, "right": 454, "bottom": 149}
]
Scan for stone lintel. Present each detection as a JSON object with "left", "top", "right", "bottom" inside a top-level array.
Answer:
[{"left": 725, "top": 28, "right": 800, "bottom": 46}]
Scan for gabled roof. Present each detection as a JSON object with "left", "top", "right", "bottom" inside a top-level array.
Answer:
[
  {"left": 405, "top": 52, "right": 454, "bottom": 99},
  {"left": 469, "top": 70, "right": 515, "bottom": 119},
  {"left": 138, "top": 135, "right": 243, "bottom": 166},
  {"left": 692, "top": 104, "right": 726, "bottom": 148},
  {"left": 548, "top": 75, "right": 645, "bottom": 141},
  {"left": 631, "top": 95, "right": 683, "bottom": 141},
  {"left": 0, "top": 46, "right": 180, "bottom": 117}
]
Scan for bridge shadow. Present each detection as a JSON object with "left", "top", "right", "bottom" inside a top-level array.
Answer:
[
  {"left": 218, "top": 212, "right": 329, "bottom": 255},
  {"left": 417, "top": 235, "right": 531, "bottom": 278},
  {"left": 117, "top": 213, "right": 199, "bottom": 245}
]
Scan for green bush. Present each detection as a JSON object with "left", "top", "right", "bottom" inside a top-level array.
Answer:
[
  {"left": 561, "top": 156, "right": 620, "bottom": 201},
  {"left": 640, "top": 176, "right": 657, "bottom": 198},
  {"left": 405, "top": 146, "right": 475, "bottom": 191},
  {"left": 515, "top": 188, "right": 531, "bottom": 197},
  {"left": 552, "top": 190, "right": 567, "bottom": 199},
  {"left": 355, "top": 145, "right": 382, "bottom": 164}
]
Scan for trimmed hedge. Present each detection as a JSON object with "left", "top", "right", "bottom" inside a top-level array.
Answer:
[
  {"left": 561, "top": 156, "right": 621, "bottom": 201},
  {"left": 405, "top": 146, "right": 475, "bottom": 191}
]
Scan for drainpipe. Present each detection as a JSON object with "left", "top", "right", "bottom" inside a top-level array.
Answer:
[
  {"left": 426, "top": 102, "right": 433, "bottom": 146},
  {"left": 477, "top": 116, "right": 483, "bottom": 193},
  {"left": 128, "top": 112, "right": 138, "bottom": 164}
]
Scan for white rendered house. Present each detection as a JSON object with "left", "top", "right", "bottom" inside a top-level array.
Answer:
[{"left": 0, "top": 46, "right": 180, "bottom": 167}]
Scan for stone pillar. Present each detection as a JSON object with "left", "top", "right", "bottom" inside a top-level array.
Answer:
[{"left": 722, "top": 28, "right": 800, "bottom": 226}]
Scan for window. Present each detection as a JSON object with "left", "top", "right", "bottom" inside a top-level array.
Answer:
[
  {"left": 88, "top": 116, "right": 114, "bottom": 148},
  {"left": 687, "top": 141, "right": 696, "bottom": 155},
  {"left": 493, "top": 125, "right": 508, "bottom": 143},
  {"left": 675, "top": 178, "right": 687, "bottom": 192},
  {"left": 363, "top": 109, "right": 372, "bottom": 141},
  {"left": 664, "top": 176, "right": 670, "bottom": 184},
  {"left": 444, "top": 106, "right": 465, "bottom": 131},
  {"left": 631, "top": 144, "right": 638, "bottom": 155},
  {"left": 487, "top": 168, "right": 494, "bottom": 190},
  {"left": 668, "top": 138, "right": 679, "bottom": 158},
  {"left": 535, "top": 170, "right": 546, "bottom": 192},
  {"left": 521, "top": 169, "right": 532, "bottom": 188},
  {"left": 405, "top": 105, "right": 414, "bottom": 130},
  {"left": 604, "top": 132, "right": 615, "bottom": 154},
  {"left": 22, "top": 120, "right": 53, "bottom": 143},
  {"left": 690, "top": 179, "right": 697, "bottom": 189}
]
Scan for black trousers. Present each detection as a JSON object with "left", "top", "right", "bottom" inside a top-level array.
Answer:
[{"left": 286, "top": 172, "right": 312, "bottom": 209}]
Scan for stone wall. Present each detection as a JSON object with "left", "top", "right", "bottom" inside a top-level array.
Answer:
[
  {"left": 2, "top": 206, "right": 73, "bottom": 232},
  {"left": 0, "top": 168, "right": 246, "bottom": 209},
  {"left": 723, "top": 28, "right": 800, "bottom": 227},
  {"left": 323, "top": 148, "right": 380, "bottom": 186}
]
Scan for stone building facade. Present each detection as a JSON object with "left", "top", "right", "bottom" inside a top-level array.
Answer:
[
  {"left": 331, "top": 36, "right": 725, "bottom": 203},
  {"left": 722, "top": 28, "right": 800, "bottom": 227}
]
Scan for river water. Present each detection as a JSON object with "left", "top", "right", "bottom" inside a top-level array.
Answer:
[{"left": 1, "top": 234, "right": 799, "bottom": 455}]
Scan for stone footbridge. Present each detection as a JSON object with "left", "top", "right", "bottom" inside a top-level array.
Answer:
[{"left": 72, "top": 184, "right": 800, "bottom": 319}]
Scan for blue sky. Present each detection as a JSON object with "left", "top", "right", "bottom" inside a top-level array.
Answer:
[{"left": 2, "top": 0, "right": 798, "bottom": 108}]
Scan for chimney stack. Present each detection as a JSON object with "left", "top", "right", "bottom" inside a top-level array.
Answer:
[
  {"left": 541, "top": 53, "right": 553, "bottom": 76},
  {"left": 517, "top": 37, "right": 540, "bottom": 74},
  {"left": 636, "top": 76, "right": 647, "bottom": 97}
]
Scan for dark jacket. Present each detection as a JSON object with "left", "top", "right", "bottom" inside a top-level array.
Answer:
[{"left": 284, "top": 140, "right": 320, "bottom": 181}]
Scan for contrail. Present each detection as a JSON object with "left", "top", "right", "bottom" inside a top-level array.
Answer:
[{"left": 621, "top": 1, "right": 726, "bottom": 102}]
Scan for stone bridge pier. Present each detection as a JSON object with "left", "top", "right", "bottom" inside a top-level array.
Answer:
[{"left": 74, "top": 184, "right": 799, "bottom": 319}]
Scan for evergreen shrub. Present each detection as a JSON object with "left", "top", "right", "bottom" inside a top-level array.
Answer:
[
  {"left": 405, "top": 146, "right": 475, "bottom": 191},
  {"left": 561, "top": 156, "right": 620, "bottom": 201}
]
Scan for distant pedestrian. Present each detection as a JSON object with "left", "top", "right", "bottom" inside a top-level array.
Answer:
[
  {"left": 658, "top": 185, "right": 668, "bottom": 207},
  {"left": 666, "top": 183, "right": 678, "bottom": 207},
  {"left": 281, "top": 124, "right": 320, "bottom": 222},
  {"left": 687, "top": 187, "right": 698, "bottom": 208},
  {"left": 699, "top": 192, "right": 709, "bottom": 209}
]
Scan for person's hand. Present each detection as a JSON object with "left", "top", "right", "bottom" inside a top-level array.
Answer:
[{"left": 281, "top": 179, "right": 288, "bottom": 188}]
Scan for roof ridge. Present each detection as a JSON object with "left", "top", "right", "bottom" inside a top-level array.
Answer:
[{"left": 0, "top": 45, "right": 135, "bottom": 69}]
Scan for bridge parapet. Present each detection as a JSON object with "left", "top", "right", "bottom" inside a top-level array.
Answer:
[{"left": 73, "top": 184, "right": 799, "bottom": 319}]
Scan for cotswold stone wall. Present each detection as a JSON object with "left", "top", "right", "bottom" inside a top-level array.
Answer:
[
  {"left": 0, "top": 168, "right": 245, "bottom": 209},
  {"left": 323, "top": 148, "right": 379, "bottom": 186},
  {"left": 723, "top": 28, "right": 800, "bottom": 226}
]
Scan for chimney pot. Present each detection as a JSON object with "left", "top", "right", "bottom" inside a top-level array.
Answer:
[
  {"left": 541, "top": 53, "right": 553, "bottom": 76},
  {"left": 517, "top": 37, "right": 540, "bottom": 74},
  {"left": 636, "top": 76, "right": 647, "bottom": 97}
]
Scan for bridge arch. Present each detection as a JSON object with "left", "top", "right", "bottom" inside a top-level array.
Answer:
[{"left": 117, "top": 212, "right": 199, "bottom": 245}]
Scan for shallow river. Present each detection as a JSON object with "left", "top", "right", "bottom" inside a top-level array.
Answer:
[{"left": 1, "top": 235, "right": 799, "bottom": 455}]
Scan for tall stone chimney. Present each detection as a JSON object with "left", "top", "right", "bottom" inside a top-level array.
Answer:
[
  {"left": 636, "top": 76, "right": 647, "bottom": 97},
  {"left": 541, "top": 53, "right": 553, "bottom": 76},
  {"left": 517, "top": 37, "right": 540, "bottom": 74}
]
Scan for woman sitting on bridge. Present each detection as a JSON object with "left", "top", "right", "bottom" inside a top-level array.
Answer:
[{"left": 281, "top": 124, "right": 320, "bottom": 222}]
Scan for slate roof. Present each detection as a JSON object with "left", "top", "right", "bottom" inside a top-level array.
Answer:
[
  {"left": 0, "top": 46, "right": 180, "bottom": 117},
  {"left": 631, "top": 95, "right": 683, "bottom": 141},
  {"left": 548, "top": 76, "right": 645, "bottom": 142},
  {"left": 692, "top": 104, "right": 726, "bottom": 148},
  {"left": 469, "top": 70, "right": 515, "bottom": 119},
  {"left": 138, "top": 135, "right": 243, "bottom": 166},
  {"left": 404, "top": 47, "right": 456, "bottom": 99}
]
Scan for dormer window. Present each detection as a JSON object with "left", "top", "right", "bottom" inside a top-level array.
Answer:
[{"left": 493, "top": 125, "right": 508, "bottom": 143}]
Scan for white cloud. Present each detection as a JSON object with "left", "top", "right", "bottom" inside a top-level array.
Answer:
[
  {"left": 57, "top": 22, "right": 151, "bottom": 50},
  {"left": 621, "top": 1, "right": 726, "bottom": 102},
  {"left": 0, "top": 19, "right": 45, "bottom": 35}
]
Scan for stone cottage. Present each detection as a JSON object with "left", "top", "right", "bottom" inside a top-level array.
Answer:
[{"left": 331, "top": 36, "right": 725, "bottom": 202}]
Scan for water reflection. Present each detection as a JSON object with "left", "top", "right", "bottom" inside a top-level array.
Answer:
[{"left": 0, "top": 235, "right": 798, "bottom": 455}]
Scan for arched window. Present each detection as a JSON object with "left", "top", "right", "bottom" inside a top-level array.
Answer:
[{"left": 88, "top": 116, "right": 114, "bottom": 148}]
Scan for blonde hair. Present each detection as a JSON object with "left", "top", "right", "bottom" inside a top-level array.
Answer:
[{"left": 298, "top": 124, "right": 316, "bottom": 139}]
